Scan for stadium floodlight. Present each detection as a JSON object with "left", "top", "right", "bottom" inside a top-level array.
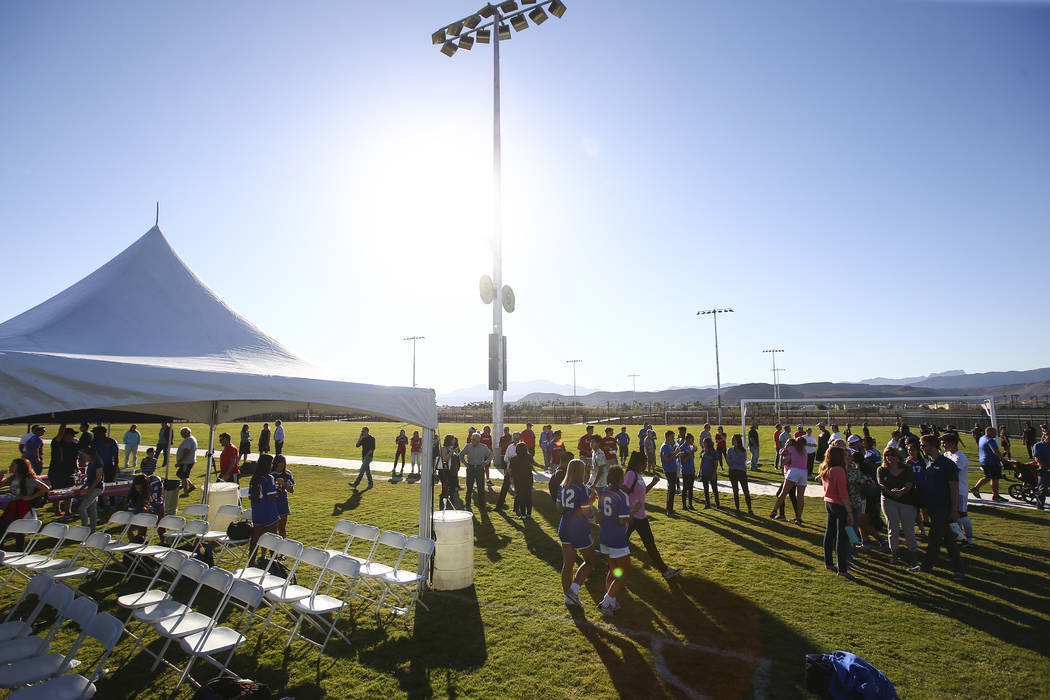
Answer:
[
  {"left": 762, "top": 348, "right": 785, "bottom": 422},
  {"left": 567, "top": 360, "right": 583, "bottom": 408},
  {"left": 430, "top": 0, "right": 567, "bottom": 523},
  {"left": 697, "top": 308, "right": 733, "bottom": 425}
]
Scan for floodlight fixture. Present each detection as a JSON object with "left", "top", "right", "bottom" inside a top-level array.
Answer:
[
  {"left": 476, "top": 28, "right": 492, "bottom": 43},
  {"left": 510, "top": 14, "right": 528, "bottom": 32},
  {"left": 464, "top": 14, "right": 482, "bottom": 28},
  {"left": 498, "top": 23, "right": 511, "bottom": 40},
  {"left": 432, "top": 29, "right": 446, "bottom": 45},
  {"left": 448, "top": 21, "right": 464, "bottom": 36},
  {"left": 499, "top": 1, "right": 518, "bottom": 11},
  {"left": 479, "top": 5, "right": 495, "bottom": 17},
  {"left": 441, "top": 41, "right": 458, "bottom": 57},
  {"left": 528, "top": 6, "right": 548, "bottom": 24},
  {"left": 459, "top": 34, "right": 475, "bottom": 50},
  {"left": 549, "top": 0, "right": 567, "bottom": 18}
]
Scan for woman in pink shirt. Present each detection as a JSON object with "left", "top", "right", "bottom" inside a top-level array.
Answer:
[
  {"left": 820, "top": 446, "right": 855, "bottom": 579},
  {"left": 770, "top": 437, "right": 808, "bottom": 524}
]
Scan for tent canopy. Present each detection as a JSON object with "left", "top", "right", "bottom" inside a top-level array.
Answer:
[{"left": 0, "top": 226, "right": 437, "bottom": 429}]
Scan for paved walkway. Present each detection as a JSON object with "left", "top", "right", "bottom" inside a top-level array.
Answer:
[{"left": 4, "top": 436, "right": 1034, "bottom": 510}]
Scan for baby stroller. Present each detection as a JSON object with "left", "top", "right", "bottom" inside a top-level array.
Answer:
[{"left": 1004, "top": 460, "right": 1038, "bottom": 504}]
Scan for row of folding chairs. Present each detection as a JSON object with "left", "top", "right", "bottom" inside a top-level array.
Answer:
[
  {"left": 320, "top": 520, "right": 434, "bottom": 621},
  {"left": 1, "top": 520, "right": 114, "bottom": 593},
  {"left": 0, "top": 573, "right": 122, "bottom": 699}
]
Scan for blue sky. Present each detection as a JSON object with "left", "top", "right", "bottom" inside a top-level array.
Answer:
[{"left": 1, "top": 0, "right": 1048, "bottom": 395}]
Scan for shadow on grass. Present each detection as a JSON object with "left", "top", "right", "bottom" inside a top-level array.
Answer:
[{"left": 356, "top": 584, "right": 487, "bottom": 698}]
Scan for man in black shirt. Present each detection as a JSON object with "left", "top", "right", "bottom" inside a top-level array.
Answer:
[
  {"left": 351, "top": 426, "right": 376, "bottom": 489},
  {"left": 917, "top": 435, "right": 963, "bottom": 580},
  {"left": 816, "top": 422, "right": 830, "bottom": 463},
  {"left": 747, "top": 423, "right": 760, "bottom": 471}
]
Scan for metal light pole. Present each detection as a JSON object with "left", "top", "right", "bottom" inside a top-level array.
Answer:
[
  {"left": 628, "top": 373, "right": 639, "bottom": 404},
  {"left": 432, "top": 0, "right": 568, "bottom": 449},
  {"left": 763, "top": 348, "right": 784, "bottom": 423},
  {"left": 403, "top": 336, "right": 424, "bottom": 387},
  {"left": 698, "top": 308, "right": 733, "bottom": 425},
  {"left": 567, "top": 359, "right": 582, "bottom": 410}
]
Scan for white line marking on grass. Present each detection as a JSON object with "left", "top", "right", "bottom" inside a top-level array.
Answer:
[{"left": 429, "top": 590, "right": 772, "bottom": 697}]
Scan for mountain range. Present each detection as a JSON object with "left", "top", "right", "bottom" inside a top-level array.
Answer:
[{"left": 436, "top": 368, "right": 1050, "bottom": 406}]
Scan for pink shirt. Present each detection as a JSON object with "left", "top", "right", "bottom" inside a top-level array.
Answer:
[
  {"left": 624, "top": 470, "right": 647, "bottom": 519},
  {"left": 782, "top": 446, "right": 807, "bottom": 473},
  {"left": 822, "top": 466, "right": 849, "bottom": 507}
]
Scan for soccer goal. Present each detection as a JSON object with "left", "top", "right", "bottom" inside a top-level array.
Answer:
[{"left": 739, "top": 395, "right": 998, "bottom": 438}]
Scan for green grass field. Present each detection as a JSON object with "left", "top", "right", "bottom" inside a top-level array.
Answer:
[{"left": 1, "top": 422, "right": 1047, "bottom": 699}]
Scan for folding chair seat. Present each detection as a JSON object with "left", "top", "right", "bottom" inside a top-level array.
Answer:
[
  {"left": 48, "top": 533, "right": 111, "bottom": 590},
  {"left": 163, "top": 504, "right": 209, "bottom": 541},
  {"left": 97, "top": 513, "right": 158, "bottom": 579},
  {"left": 117, "top": 551, "right": 195, "bottom": 614},
  {"left": 337, "top": 523, "right": 380, "bottom": 567},
  {"left": 0, "top": 520, "right": 47, "bottom": 586},
  {"left": 155, "top": 520, "right": 209, "bottom": 562},
  {"left": 0, "top": 595, "right": 98, "bottom": 686},
  {"left": 287, "top": 554, "right": 360, "bottom": 657},
  {"left": 231, "top": 533, "right": 287, "bottom": 590},
  {"left": 175, "top": 578, "right": 264, "bottom": 687},
  {"left": 321, "top": 520, "right": 357, "bottom": 559},
  {"left": 26, "top": 526, "right": 91, "bottom": 574},
  {"left": 0, "top": 574, "right": 54, "bottom": 642},
  {"left": 376, "top": 535, "right": 434, "bottom": 620},
  {"left": 7, "top": 611, "right": 123, "bottom": 700},
  {"left": 0, "top": 583, "right": 78, "bottom": 665},
  {"left": 134, "top": 515, "right": 186, "bottom": 558},
  {"left": 151, "top": 568, "right": 234, "bottom": 644},
  {"left": 130, "top": 557, "right": 210, "bottom": 628},
  {"left": 201, "top": 505, "right": 251, "bottom": 566},
  {"left": 357, "top": 531, "right": 408, "bottom": 600},
  {"left": 257, "top": 543, "right": 315, "bottom": 635}
]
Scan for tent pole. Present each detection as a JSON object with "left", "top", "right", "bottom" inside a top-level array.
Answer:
[
  {"left": 203, "top": 401, "right": 218, "bottom": 501},
  {"left": 419, "top": 426, "right": 435, "bottom": 588}
]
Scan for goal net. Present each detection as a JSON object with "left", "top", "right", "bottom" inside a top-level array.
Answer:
[
  {"left": 739, "top": 395, "right": 997, "bottom": 438},
  {"left": 664, "top": 409, "right": 710, "bottom": 426}
]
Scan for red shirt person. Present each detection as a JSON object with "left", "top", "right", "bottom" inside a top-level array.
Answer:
[
  {"left": 577, "top": 426, "right": 595, "bottom": 458},
  {"left": 600, "top": 428, "right": 619, "bottom": 464},
  {"left": 218, "top": 433, "right": 240, "bottom": 482},
  {"left": 520, "top": 424, "right": 536, "bottom": 453}
]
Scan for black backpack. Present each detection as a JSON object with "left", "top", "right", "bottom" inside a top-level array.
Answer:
[
  {"left": 193, "top": 676, "right": 273, "bottom": 700},
  {"left": 255, "top": 557, "right": 295, "bottom": 585},
  {"left": 226, "top": 521, "right": 252, "bottom": 541}
]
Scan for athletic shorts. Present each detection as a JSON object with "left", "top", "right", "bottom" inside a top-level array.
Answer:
[
  {"left": 600, "top": 544, "right": 630, "bottom": 558},
  {"left": 785, "top": 468, "right": 808, "bottom": 487},
  {"left": 558, "top": 521, "right": 593, "bottom": 550},
  {"left": 981, "top": 464, "right": 1002, "bottom": 480},
  {"left": 176, "top": 463, "right": 194, "bottom": 479}
]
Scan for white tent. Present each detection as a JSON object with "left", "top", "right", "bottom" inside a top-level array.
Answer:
[{"left": 0, "top": 226, "right": 437, "bottom": 541}]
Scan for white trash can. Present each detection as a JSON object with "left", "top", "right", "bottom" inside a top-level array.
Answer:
[
  {"left": 205, "top": 482, "right": 241, "bottom": 532},
  {"left": 432, "top": 510, "right": 474, "bottom": 590}
]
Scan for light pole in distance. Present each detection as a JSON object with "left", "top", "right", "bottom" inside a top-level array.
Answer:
[
  {"left": 762, "top": 348, "right": 785, "bottom": 423},
  {"left": 566, "top": 359, "right": 582, "bottom": 412},
  {"left": 697, "top": 308, "right": 733, "bottom": 425},
  {"left": 403, "top": 336, "right": 425, "bottom": 388}
]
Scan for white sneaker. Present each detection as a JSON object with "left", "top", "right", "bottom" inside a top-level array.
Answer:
[
  {"left": 564, "top": 590, "right": 581, "bottom": 607},
  {"left": 663, "top": 567, "right": 682, "bottom": 580}
]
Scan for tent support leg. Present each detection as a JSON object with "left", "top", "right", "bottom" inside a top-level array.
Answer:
[
  {"left": 203, "top": 401, "right": 218, "bottom": 501},
  {"left": 419, "top": 427, "right": 435, "bottom": 590}
]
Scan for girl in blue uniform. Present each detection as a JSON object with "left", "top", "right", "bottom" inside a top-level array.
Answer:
[
  {"left": 679, "top": 434, "right": 697, "bottom": 511},
  {"left": 699, "top": 438, "right": 721, "bottom": 509},
  {"left": 249, "top": 454, "right": 279, "bottom": 565},
  {"left": 597, "top": 467, "right": 636, "bottom": 615},
  {"left": 272, "top": 454, "right": 295, "bottom": 538},
  {"left": 557, "top": 459, "right": 596, "bottom": 607}
]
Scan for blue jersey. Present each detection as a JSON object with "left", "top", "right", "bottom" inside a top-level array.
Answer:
[
  {"left": 699, "top": 450, "right": 719, "bottom": 477},
  {"left": 557, "top": 483, "right": 591, "bottom": 541},
  {"left": 251, "top": 473, "right": 280, "bottom": 526},
  {"left": 616, "top": 432, "right": 631, "bottom": 448},
  {"left": 598, "top": 488, "right": 630, "bottom": 549},
  {"left": 978, "top": 436, "right": 1001, "bottom": 467},
  {"left": 660, "top": 443, "right": 679, "bottom": 474},
  {"left": 679, "top": 444, "right": 697, "bottom": 475},
  {"left": 274, "top": 469, "right": 294, "bottom": 517}
]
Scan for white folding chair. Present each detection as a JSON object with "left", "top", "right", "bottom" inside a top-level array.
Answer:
[
  {"left": 287, "top": 554, "right": 360, "bottom": 658},
  {"left": 339, "top": 523, "right": 380, "bottom": 566},
  {"left": 163, "top": 504, "right": 208, "bottom": 542},
  {"left": 121, "top": 515, "right": 186, "bottom": 582},
  {"left": 25, "top": 526, "right": 91, "bottom": 574},
  {"left": 0, "top": 519, "right": 46, "bottom": 589},
  {"left": 175, "top": 578, "right": 264, "bottom": 687},
  {"left": 357, "top": 531, "right": 408, "bottom": 602},
  {"left": 231, "top": 533, "right": 287, "bottom": 589},
  {"left": 201, "top": 505, "right": 250, "bottom": 566},
  {"left": 7, "top": 611, "right": 124, "bottom": 700},
  {"left": 97, "top": 513, "right": 158, "bottom": 579},
  {"left": 321, "top": 520, "right": 357, "bottom": 559},
  {"left": 155, "top": 520, "right": 209, "bottom": 562},
  {"left": 124, "top": 557, "right": 210, "bottom": 663},
  {"left": 149, "top": 568, "right": 236, "bottom": 675},
  {"left": 0, "top": 583, "right": 78, "bottom": 665},
  {"left": 101, "top": 510, "right": 133, "bottom": 540},
  {"left": 117, "top": 551, "right": 197, "bottom": 618},
  {"left": 0, "top": 574, "right": 54, "bottom": 641},
  {"left": 257, "top": 543, "right": 316, "bottom": 636},
  {"left": 0, "top": 595, "right": 99, "bottom": 688},
  {"left": 48, "top": 533, "right": 112, "bottom": 591},
  {"left": 375, "top": 535, "right": 434, "bottom": 621}
]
